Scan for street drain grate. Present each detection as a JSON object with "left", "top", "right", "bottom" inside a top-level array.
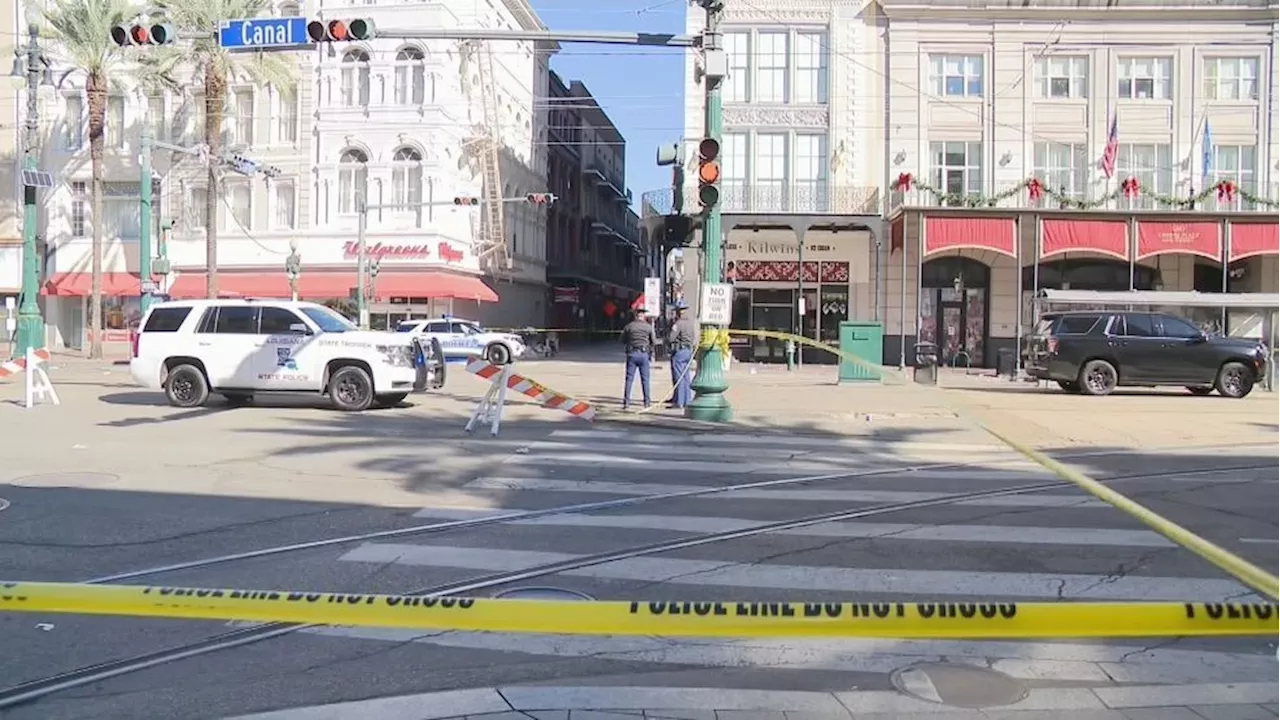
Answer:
[
  {"left": 10, "top": 472, "right": 122, "bottom": 488},
  {"left": 890, "top": 662, "right": 1028, "bottom": 709},
  {"left": 491, "top": 587, "right": 596, "bottom": 601}
]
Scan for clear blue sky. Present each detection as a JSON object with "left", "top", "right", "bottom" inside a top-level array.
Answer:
[{"left": 528, "top": 0, "right": 687, "bottom": 210}]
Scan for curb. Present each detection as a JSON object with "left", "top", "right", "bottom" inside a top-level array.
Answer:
[{"left": 225, "top": 683, "right": 1280, "bottom": 720}]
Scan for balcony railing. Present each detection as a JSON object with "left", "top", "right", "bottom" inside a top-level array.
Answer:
[
  {"left": 641, "top": 183, "right": 880, "bottom": 217},
  {"left": 889, "top": 183, "right": 1280, "bottom": 214}
]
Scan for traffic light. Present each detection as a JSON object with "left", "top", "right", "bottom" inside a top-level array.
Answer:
[
  {"left": 453, "top": 197, "right": 480, "bottom": 206},
  {"left": 656, "top": 143, "right": 684, "bottom": 215},
  {"left": 662, "top": 215, "right": 695, "bottom": 247},
  {"left": 525, "top": 193, "right": 556, "bottom": 206},
  {"left": 110, "top": 23, "right": 176, "bottom": 46},
  {"left": 696, "top": 137, "right": 720, "bottom": 212},
  {"left": 307, "top": 18, "right": 376, "bottom": 42}
]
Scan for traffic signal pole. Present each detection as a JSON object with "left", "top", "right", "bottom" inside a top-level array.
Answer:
[
  {"left": 139, "top": 115, "right": 154, "bottom": 316},
  {"left": 684, "top": 0, "right": 731, "bottom": 423}
]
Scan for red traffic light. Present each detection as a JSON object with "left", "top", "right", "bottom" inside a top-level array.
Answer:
[
  {"left": 307, "top": 18, "right": 376, "bottom": 42},
  {"left": 131, "top": 25, "right": 150, "bottom": 44},
  {"left": 327, "top": 20, "right": 349, "bottom": 40},
  {"left": 454, "top": 197, "right": 480, "bottom": 206},
  {"left": 698, "top": 137, "right": 720, "bottom": 162},
  {"left": 110, "top": 23, "right": 175, "bottom": 46},
  {"left": 525, "top": 193, "right": 554, "bottom": 205}
]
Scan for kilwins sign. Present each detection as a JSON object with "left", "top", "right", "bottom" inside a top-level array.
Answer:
[{"left": 341, "top": 241, "right": 467, "bottom": 264}]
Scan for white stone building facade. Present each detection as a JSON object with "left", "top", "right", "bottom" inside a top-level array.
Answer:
[{"left": 33, "top": 0, "right": 554, "bottom": 350}]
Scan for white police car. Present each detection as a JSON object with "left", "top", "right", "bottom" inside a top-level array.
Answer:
[{"left": 395, "top": 316, "right": 525, "bottom": 365}]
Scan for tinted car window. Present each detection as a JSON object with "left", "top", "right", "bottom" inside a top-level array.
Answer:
[
  {"left": 424, "top": 322, "right": 451, "bottom": 333},
  {"left": 142, "top": 307, "right": 191, "bottom": 332},
  {"left": 1121, "top": 314, "right": 1156, "bottom": 337},
  {"left": 395, "top": 322, "right": 418, "bottom": 333},
  {"left": 259, "top": 307, "right": 303, "bottom": 334},
  {"left": 1056, "top": 315, "right": 1101, "bottom": 334},
  {"left": 1159, "top": 315, "right": 1202, "bottom": 339},
  {"left": 213, "top": 306, "right": 257, "bottom": 334}
]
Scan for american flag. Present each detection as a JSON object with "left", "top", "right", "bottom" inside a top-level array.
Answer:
[{"left": 1100, "top": 113, "right": 1119, "bottom": 179}]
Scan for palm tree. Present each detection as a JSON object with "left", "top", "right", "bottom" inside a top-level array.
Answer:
[
  {"left": 41, "top": 0, "right": 140, "bottom": 360},
  {"left": 145, "top": 0, "right": 295, "bottom": 298}
]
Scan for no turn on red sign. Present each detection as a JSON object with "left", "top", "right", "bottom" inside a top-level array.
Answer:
[{"left": 699, "top": 283, "right": 733, "bottom": 325}]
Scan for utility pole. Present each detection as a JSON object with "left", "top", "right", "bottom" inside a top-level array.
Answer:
[
  {"left": 139, "top": 115, "right": 155, "bottom": 315},
  {"left": 684, "top": 0, "right": 732, "bottom": 423},
  {"left": 13, "top": 5, "right": 52, "bottom": 358}
]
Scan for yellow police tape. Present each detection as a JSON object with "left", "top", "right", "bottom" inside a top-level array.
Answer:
[{"left": 0, "top": 581, "right": 1275, "bottom": 639}]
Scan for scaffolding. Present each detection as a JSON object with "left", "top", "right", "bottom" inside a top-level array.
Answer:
[{"left": 1033, "top": 289, "right": 1279, "bottom": 390}]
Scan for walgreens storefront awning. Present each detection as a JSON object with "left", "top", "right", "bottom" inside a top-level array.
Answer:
[{"left": 167, "top": 270, "right": 498, "bottom": 302}]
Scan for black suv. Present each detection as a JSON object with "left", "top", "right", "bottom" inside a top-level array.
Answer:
[{"left": 1024, "top": 311, "right": 1268, "bottom": 398}]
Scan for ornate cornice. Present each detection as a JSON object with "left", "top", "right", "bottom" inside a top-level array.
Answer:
[
  {"left": 723, "top": 105, "right": 830, "bottom": 129},
  {"left": 722, "top": 5, "right": 835, "bottom": 23}
]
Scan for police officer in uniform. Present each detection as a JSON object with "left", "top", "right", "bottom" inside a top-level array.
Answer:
[
  {"left": 667, "top": 300, "right": 697, "bottom": 409},
  {"left": 620, "top": 309, "right": 657, "bottom": 410}
]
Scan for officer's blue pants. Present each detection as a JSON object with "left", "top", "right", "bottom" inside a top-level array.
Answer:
[
  {"left": 670, "top": 347, "right": 693, "bottom": 408},
  {"left": 623, "top": 351, "right": 651, "bottom": 407}
]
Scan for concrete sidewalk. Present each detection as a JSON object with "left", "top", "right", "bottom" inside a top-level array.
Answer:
[{"left": 229, "top": 683, "right": 1280, "bottom": 720}]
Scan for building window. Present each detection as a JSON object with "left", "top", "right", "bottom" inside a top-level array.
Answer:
[
  {"left": 793, "top": 134, "right": 828, "bottom": 212},
  {"left": 391, "top": 146, "right": 424, "bottom": 227},
  {"left": 1117, "top": 57, "right": 1171, "bottom": 100},
  {"left": 106, "top": 95, "right": 125, "bottom": 148},
  {"left": 63, "top": 95, "right": 83, "bottom": 150},
  {"left": 931, "top": 55, "right": 983, "bottom": 97},
  {"left": 146, "top": 94, "right": 166, "bottom": 142},
  {"left": 226, "top": 181, "right": 252, "bottom": 230},
  {"left": 273, "top": 180, "right": 297, "bottom": 230},
  {"left": 337, "top": 148, "right": 368, "bottom": 215},
  {"left": 793, "top": 32, "right": 827, "bottom": 104},
  {"left": 104, "top": 181, "right": 159, "bottom": 239},
  {"left": 754, "top": 132, "right": 787, "bottom": 209},
  {"left": 724, "top": 32, "right": 750, "bottom": 103},
  {"left": 755, "top": 32, "right": 787, "bottom": 103},
  {"left": 1203, "top": 57, "right": 1258, "bottom": 101},
  {"left": 71, "top": 181, "right": 87, "bottom": 236},
  {"left": 1117, "top": 144, "right": 1173, "bottom": 209},
  {"left": 394, "top": 46, "right": 427, "bottom": 105},
  {"left": 340, "top": 49, "right": 371, "bottom": 107},
  {"left": 1037, "top": 56, "right": 1087, "bottom": 99},
  {"left": 1211, "top": 145, "right": 1256, "bottom": 210},
  {"left": 1033, "top": 142, "right": 1088, "bottom": 200},
  {"left": 226, "top": 88, "right": 254, "bottom": 146},
  {"left": 930, "top": 141, "right": 983, "bottom": 203},
  {"left": 189, "top": 186, "right": 208, "bottom": 229},
  {"left": 720, "top": 132, "right": 748, "bottom": 211},
  {"left": 275, "top": 85, "right": 298, "bottom": 144}
]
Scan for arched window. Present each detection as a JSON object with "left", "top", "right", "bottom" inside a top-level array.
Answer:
[
  {"left": 340, "top": 49, "right": 371, "bottom": 107},
  {"left": 337, "top": 148, "right": 368, "bottom": 215},
  {"left": 394, "top": 46, "right": 426, "bottom": 105},
  {"left": 391, "top": 147, "right": 423, "bottom": 226}
]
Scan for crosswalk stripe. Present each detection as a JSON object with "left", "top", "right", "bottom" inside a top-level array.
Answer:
[
  {"left": 548, "top": 428, "right": 1010, "bottom": 454},
  {"left": 463, "top": 477, "right": 1104, "bottom": 507},
  {"left": 338, "top": 543, "right": 1248, "bottom": 600},
  {"left": 409, "top": 508, "right": 1174, "bottom": 547},
  {"left": 519, "top": 440, "right": 1030, "bottom": 463},
  {"left": 503, "top": 453, "right": 929, "bottom": 474}
]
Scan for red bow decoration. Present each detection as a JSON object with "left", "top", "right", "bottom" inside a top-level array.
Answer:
[
  {"left": 1216, "top": 180, "right": 1237, "bottom": 203},
  {"left": 1026, "top": 178, "right": 1044, "bottom": 202},
  {"left": 894, "top": 173, "right": 913, "bottom": 192},
  {"left": 1121, "top": 177, "right": 1140, "bottom": 198}
]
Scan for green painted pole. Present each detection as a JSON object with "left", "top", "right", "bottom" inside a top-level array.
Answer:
[
  {"left": 139, "top": 116, "right": 154, "bottom": 315},
  {"left": 13, "top": 18, "right": 43, "bottom": 357},
  {"left": 684, "top": 0, "right": 732, "bottom": 423}
]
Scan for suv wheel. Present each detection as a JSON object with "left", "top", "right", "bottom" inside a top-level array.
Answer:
[
  {"left": 1057, "top": 380, "right": 1081, "bottom": 393},
  {"left": 165, "top": 364, "right": 210, "bottom": 408},
  {"left": 1078, "top": 359, "right": 1118, "bottom": 396},
  {"left": 1214, "top": 362, "right": 1254, "bottom": 399},
  {"left": 329, "top": 365, "right": 375, "bottom": 411},
  {"left": 485, "top": 343, "right": 512, "bottom": 365}
]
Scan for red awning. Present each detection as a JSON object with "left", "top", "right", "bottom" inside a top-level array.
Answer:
[
  {"left": 1136, "top": 221, "right": 1221, "bottom": 262},
  {"left": 42, "top": 272, "right": 142, "bottom": 296},
  {"left": 1040, "top": 219, "right": 1128, "bottom": 261},
  {"left": 168, "top": 270, "right": 498, "bottom": 303},
  {"left": 1230, "top": 223, "right": 1279, "bottom": 261},
  {"left": 923, "top": 217, "right": 1016, "bottom": 258}
]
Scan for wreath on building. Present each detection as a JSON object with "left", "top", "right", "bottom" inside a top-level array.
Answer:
[{"left": 893, "top": 173, "right": 1279, "bottom": 211}]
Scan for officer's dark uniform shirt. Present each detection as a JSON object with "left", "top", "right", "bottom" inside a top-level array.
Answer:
[
  {"left": 668, "top": 317, "right": 698, "bottom": 349},
  {"left": 621, "top": 319, "right": 657, "bottom": 353}
]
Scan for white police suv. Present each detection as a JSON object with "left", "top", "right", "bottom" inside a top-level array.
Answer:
[
  {"left": 394, "top": 316, "right": 525, "bottom": 365},
  {"left": 129, "top": 298, "right": 431, "bottom": 411}
]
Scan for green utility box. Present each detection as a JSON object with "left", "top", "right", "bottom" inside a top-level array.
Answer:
[{"left": 837, "top": 321, "right": 884, "bottom": 383}]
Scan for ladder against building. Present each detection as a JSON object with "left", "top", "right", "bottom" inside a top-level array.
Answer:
[{"left": 458, "top": 40, "right": 510, "bottom": 278}]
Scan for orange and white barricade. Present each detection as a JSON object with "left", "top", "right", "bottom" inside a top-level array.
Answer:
[
  {"left": 0, "top": 348, "right": 60, "bottom": 409},
  {"left": 464, "top": 359, "right": 594, "bottom": 436}
]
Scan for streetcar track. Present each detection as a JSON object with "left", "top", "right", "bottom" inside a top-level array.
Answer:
[{"left": 0, "top": 461, "right": 1273, "bottom": 709}]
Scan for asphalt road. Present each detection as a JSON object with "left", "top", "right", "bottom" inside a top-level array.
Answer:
[{"left": 0, "top": 377, "right": 1276, "bottom": 719}]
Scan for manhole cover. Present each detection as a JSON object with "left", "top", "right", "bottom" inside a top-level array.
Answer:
[
  {"left": 492, "top": 587, "right": 595, "bottom": 601},
  {"left": 890, "top": 662, "right": 1027, "bottom": 709},
  {"left": 10, "top": 472, "right": 122, "bottom": 489}
]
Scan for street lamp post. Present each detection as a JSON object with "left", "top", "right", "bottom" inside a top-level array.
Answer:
[
  {"left": 285, "top": 239, "right": 301, "bottom": 301},
  {"left": 12, "top": 5, "right": 53, "bottom": 357}
]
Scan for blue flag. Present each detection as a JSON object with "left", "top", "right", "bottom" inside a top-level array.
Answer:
[{"left": 1201, "top": 118, "right": 1213, "bottom": 182}]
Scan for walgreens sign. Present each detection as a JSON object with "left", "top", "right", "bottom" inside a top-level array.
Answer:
[{"left": 342, "top": 242, "right": 467, "bottom": 263}]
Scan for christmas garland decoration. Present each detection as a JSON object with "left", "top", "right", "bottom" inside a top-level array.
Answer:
[{"left": 893, "top": 173, "right": 1279, "bottom": 211}]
